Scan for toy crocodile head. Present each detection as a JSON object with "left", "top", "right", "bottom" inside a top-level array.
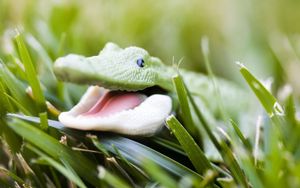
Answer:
[
  {"left": 53, "top": 42, "right": 173, "bottom": 135},
  {"left": 54, "top": 42, "right": 173, "bottom": 91}
]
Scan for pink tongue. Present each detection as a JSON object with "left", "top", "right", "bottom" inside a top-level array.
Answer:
[{"left": 82, "top": 91, "right": 146, "bottom": 117}]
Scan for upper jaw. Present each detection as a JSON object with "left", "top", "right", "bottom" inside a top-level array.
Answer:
[
  {"left": 54, "top": 55, "right": 156, "bottom": 91},
  {"left": 58, "top": 85, "right": 172, "bottom": 136}
]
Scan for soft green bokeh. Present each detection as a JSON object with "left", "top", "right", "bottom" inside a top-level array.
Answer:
[
  {"left": 1, "top": 0, "right": 300, "bottom": 87},
  {"left": 1, "top": 1, "right": 300, "bottom": 187}
]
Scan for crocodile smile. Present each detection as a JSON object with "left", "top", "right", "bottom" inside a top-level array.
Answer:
[{"left": 58, "top": 86, "right": 172, "bottom": 135}]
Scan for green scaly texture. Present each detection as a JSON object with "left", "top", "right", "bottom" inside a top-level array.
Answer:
[
  {"left": 54, "top": 42, "right": 248, "bottom": 118},
  {"left": 53, "top": 42, "right": 252, "bottom": 160}
]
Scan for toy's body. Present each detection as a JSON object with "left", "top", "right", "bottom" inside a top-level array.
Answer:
[{"left": 54, "top": 42, "right": 249, "bottom": 136}]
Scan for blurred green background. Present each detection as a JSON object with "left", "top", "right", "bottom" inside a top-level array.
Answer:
[
  {"left": 1, "top": 1, "right": 300, "bottom": 187},
  {"left": 1, "top": 0, "right": 300, "bottom": 91}
]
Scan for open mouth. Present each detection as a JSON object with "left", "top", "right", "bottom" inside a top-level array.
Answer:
[{"left": 58, "top": 86, "right": 172, "bottom": 136}]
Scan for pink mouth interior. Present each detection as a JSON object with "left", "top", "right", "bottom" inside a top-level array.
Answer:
[{"left": 81, "top": 91, "right": 146, "bottom": 117}]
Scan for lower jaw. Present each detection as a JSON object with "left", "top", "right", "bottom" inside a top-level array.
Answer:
[{"left": 58, "top": 85, "right": 172, "bottom": 136}]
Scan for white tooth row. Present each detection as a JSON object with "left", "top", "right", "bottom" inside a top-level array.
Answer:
[{"left": 58, "top": 86, "right": 172, "bottom": 136}]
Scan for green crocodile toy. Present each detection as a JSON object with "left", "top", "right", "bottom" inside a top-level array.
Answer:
[{"left": 53, "top": 42, "right": 252, "bottom": 158}]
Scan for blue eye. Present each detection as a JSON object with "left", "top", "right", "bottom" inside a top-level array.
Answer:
[{"left": 137, "top": 58, "right": 145, "bottom": 67}]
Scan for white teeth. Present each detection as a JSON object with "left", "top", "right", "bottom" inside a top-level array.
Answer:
[
  {"left": 58, "top": 86, "right": 172, "bottom": 136},
  {"left": 66, "top": 86, "right": 107, "bottom": 116}
]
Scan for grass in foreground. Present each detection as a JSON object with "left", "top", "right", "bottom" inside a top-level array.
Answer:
[{"left": 0, "top": 31, "right": 300, "bottom": 188}]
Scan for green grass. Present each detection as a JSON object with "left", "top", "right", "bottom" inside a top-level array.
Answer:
[
  {"left": 0, "top": 34, "right": 298, "bottom": 187},
  {"left": 166, "top": 115, "right": 212, "bottom": 174},
  {"left": 1, "top": 1, "right": 300, "bottom": 187},
  {"left": 0, "top": 31, "right": 299, "bottom": 187}
]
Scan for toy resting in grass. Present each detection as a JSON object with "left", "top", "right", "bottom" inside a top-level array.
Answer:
[{"left": 53, "top": 42, "right": 249, "bottom": 136}]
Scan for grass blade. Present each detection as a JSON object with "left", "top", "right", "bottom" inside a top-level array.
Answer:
[
  {"left": 90, "top": 136, "right": 110, "bottom": 157},
  {"left": 7, "top": 114, "right": 201, "bottom": 180},
  {"left": 111, "top": 145, "right": 149, "bottom": 183},
  {"left": 28, "top": 145, "right": 87, "bottom": 188},
  {"left": 180, "top": 75, "right": 249, "bottom": 187},
  {"left": 39, "top": 112, "right": 49, "bottom": 130},
  {"left": 166, "top": 115, "right": 212, "bottom": 174},
  {"left": 25, "top": 34, "right": 56, "bottom": 81},
  {"left": 0, "top": 119, "right": 22, "bottom": 154},
  {"left": 237, "top": 63, "right": 286, "bottom": 187},
  {"left": 284, "top": 94, "right": 300, "bottom": 152},
  {"left": 201, "top": 37, "right": 227, "bottom": 120},
  {"left": 172, "top": 74, "right": 201, "bottom": 143},
  {"left": 151, "top": 137, "right": 186, "bottom": 156},
  {"left": 237, "top": 62, "right": 280, "bottom": 116},
  {"left": 98, "top": 166, "right": 131, "bottom": 188},
  {"left": 229, "top": 119, "right": 252, "bottom": 153},
  {"left": 7, "top": 118, "right": 102, "bottom": 187},
  {"left": 142, "top": 158, "right": 178, "bottom": 188},
  {"left": 4, "top": 93, "right": 31, "bottom": 115},
  {"left": 95, "top": 136, "right": 201, "bottom": 179},
  {"left": 15, "top": 31, "right": 46, "bottom": 112},
  {"left": 0, "top": 63, "right": 37, "bottom": 114},
  {"left": 0, "top": 166, "right": 26, "bottom": 185},
  {"left": 0, "top": 81, "right": 14, "bottom": 115},
  {"left": 238, "top": 149, "right": 264, "bottom": 188}
]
